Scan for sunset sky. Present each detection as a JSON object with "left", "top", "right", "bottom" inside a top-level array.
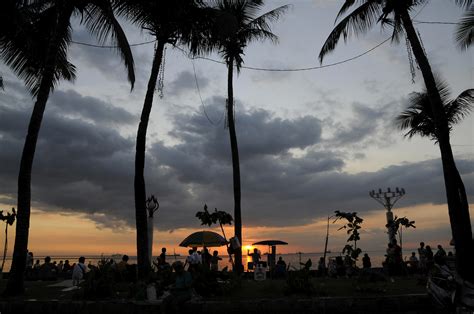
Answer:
[{"left": 0, "top": 0, "right": 473, "bottom": 258}]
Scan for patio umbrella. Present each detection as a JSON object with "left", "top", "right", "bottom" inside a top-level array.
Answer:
[
  {"left": 179, "top": 231, "right": 227, "bottom": 248},
  {"left": 252, "top": 240, "right": 288, "bottom": 246}
]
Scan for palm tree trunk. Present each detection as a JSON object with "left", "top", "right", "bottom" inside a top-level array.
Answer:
[
  {"left": 401, "top": 10, "right": 474, "bottom": 282},
  {"left": 1, "top": 223, "right": 8, "bottom": 272},
  {"left": 4, "top": 7, "right": 72, "bottom": 296},
  {"left": 227, "top": 57, "right": 243, "bottom": 273},
  {"left": 135, "top": 40, "right": 165, "bottom": 280}
]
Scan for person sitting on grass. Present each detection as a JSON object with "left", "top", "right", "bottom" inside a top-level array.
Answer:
[
  {"left": 300, "top": 258, "right": 312, "bottom": 271},
  {"left": 162, "top": 261, "right": 193, "bottom": 313},
  {"left": 275, "top": 256, "right": 287, "bottom": 278},
  {"left": 117, "top": 255, "right": 129, "bottom": 273},
  {"left": 39, "top": 256, "right": 57, "bottom": 281},
  {"left": 362, "top": 253, "right": 371, "bottom": 269}
]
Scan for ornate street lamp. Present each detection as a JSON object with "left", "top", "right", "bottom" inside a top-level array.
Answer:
[
  {"left": 369, "top": 187, "right": 405, "bottom": 243},
  {"left": 146, "top": 195, "right": 159, "bottom": 262}
]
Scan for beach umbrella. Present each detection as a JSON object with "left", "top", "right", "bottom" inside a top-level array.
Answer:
[
  {"left": 252, "top": 240, "right": 288, "bottom": 268},
  {"left": 179, "top": 231, "right": 227, "bottom": 248},
  {"left": 252, "top": 240, "right": 288, "bottom": 246}
]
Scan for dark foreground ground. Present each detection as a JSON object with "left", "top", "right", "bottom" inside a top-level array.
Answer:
[{"left": 0, "top": 276, "right": 443, "bottom": 314}]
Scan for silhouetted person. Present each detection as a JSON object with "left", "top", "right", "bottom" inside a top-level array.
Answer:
[
  {"left": 72, "top": 256, "right": 86, "bottom": 286},
  {"left": 210, "top": 250, "right": 222, "bottom": 271},
  {"left": 39, "top": 256, "right": 56, "bottom": 281},
  {"left": 300, "top": 258, "right": 312, "bottom": 271},
  {"left": 275, "top": 256, "right": 287, "bottom": 278},
  {"left": 249, "top": 248, "right": 261, "bottom": 267},
  {"left": 408, "top": 252, "right": 419, "bottom": 274},
  {"left": 425, "top": 245, "right": 434, "bottom": 271},
  {"left": 162, "top": 261, "right": 193, "bottom": 312},
  {"left": 418, "top": 242, "right": 427, "bottom": 273},
  {"left": 362, "top": 253, "right": 371, "bottom": 269},
  {"left": 117, "top": 255, "right": 129, "bottom": 273},
  {"left": 201, "top": 247, "right": 212, "bottom": 270},
  {"left": 317, "top": 257, "right": 326, "bottom": 276},
  {"left": 434, "top": 244, "right": 447, "bottom": 265}
]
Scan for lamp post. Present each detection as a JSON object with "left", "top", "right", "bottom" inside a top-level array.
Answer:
[
  {"left": 369, "top": 187, "right": 405, "bottom": 244},
  {"left": 322, "top": 214, "right": 335, "bottom": 270},
  {"left": 146, "top": 195, "right": 159, "bottom": 263}
]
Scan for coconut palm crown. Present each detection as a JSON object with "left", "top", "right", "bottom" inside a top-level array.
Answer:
[
  {"left": 456, "top": 4, "right": 474, "bottom": 50},
  {"left": 397, "top": 80, "right": 473, "bottom": 141}
]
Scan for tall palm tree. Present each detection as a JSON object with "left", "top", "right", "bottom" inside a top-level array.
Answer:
[
  {"left": 0, "top": 208, "right": 16, "bottom": 273},
  {"left": 113, "top": 0, "right": 213, "bottom": 280},
  {"left": 211, "top": 0, "right": 288, "bottom": 272},
  {"left": 1, "top": 0, "right": 135, "bottom": 295},
  {"left": 456, "top": 4, "right": 474, "bottom": 50},
  {"left": 396, "top": 80, "right": 473, "bottom": 140},
  {"left": 319, "top": 0, "right": 474, "bottom": 282}
]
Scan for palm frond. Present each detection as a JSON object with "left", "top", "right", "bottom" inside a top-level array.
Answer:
[
  {"left": 319, "top": 1, "right": 382, "bottom": 63},
  {"left": 246, "top": 4, "right": 290, "bottom": 32},
  {"left": 453, "top": 0, "right": 473, "bottom": 9},
  {"left": 84, "top": 0, "right": 135, "bottom": 89},
  {"left": 446, "top": 89, "right": 474, "bottom": 124},
  {"left": 0, "top": 2, "right": 76, "bottom": 96},
  {"left": 395, "top": 80, "right": 472, "bottom": 141},
  {"left": 335, "top": 0, "right": 357, "bottom": 22},
  {"left": 455, "top": 7, "right": 474, "bottom": 50}
]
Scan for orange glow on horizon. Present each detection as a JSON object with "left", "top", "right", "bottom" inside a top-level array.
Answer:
[{"left": 0, "top": 202, "right": 471, "bottom": 257}]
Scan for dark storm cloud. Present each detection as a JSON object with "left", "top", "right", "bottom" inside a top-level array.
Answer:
[
  {"left": 329, "top": 101, "right": 400, "bottom": 147},
  {"left": 1, "top": 88, "right": 472, "bottom": 230},
  {"left": 48, "top": 90, "right": 136, "bottom": 125},
  {"left": 167, "top": 71, "right": 209, "bottom": 96}
]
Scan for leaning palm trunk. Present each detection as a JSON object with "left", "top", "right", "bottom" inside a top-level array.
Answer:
[
  {"left": 226, "top": 56, "right": 243, "bottom": 273},
  {"left": 135, "top": 40, "right": 165, "bottom": 280},
  {"left": 401, "top": 10, "right": 474, "bottom": 282},
  {"left": 5, "top": 8, "right": 72, "bottom": 295}
]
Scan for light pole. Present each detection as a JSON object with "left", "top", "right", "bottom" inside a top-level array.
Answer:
[
  {"left": 322, "top": 214, "right": 335, "bottom": 270},
  {"left": 146, "top": 195, "right": 159, "bottom": 263},
  {"left": 369, "top": 187, "right": 405, "bottom": 244}
]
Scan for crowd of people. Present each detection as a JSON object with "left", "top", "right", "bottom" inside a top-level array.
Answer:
[
  {"left": 384, "top": 240, "right": 452, "bottom": 276},
  {"left": 25, "top": 251, "right": 87, "bottom": 282},
  {"left": 183, "top": 247, "right": 223, "bottom": 273},
  {"left": 22, "top": 241, "right": 454, "bottom": 286}
]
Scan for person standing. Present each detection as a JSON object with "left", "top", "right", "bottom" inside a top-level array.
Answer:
[
  {"left": 418, "top": 242, "right": 427, "bottom": 274},
  {"left": 72, "top": 257, "right": 86, "bottom": 286},
  {"left": 362, "top": 253, "right": 372, "bottom": 269},
  {"left": 210, "top": 250, "right": 222, "bottom": 271},
  {"left": 434, "top": 244, "right": 447, "bottom": 265},
  {"left": 159, "top": 247, "right": 167, "bottom": 266}
]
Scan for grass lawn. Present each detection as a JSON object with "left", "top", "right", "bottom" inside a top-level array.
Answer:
[
  {"left": 0, "top": 275, "right": 427, "bottom": 301},
  {"left": 206, "top": 276, "right": 427, "bottom": 300}
]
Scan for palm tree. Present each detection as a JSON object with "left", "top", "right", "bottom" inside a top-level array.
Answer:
[
  {"left": 113, "top": 0, "right": 214, "bottom": 280},
  {"left": 1, "top": 0, "right": 135, "bottom": 295},
  {"left": 319, "top": 0, "right": 474, "bottom": 282},
  {"left": 211, "top": 0, "right": 288, "bottom": 272},
  {"left": 456, "top": 4, "right": 474, "bottom": 50},
  {"left": 396, "top": 80, "right": 473, "bottom": 140},
  {"left": 0, "top": 208, "right": 16, "bottom": 273}
]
